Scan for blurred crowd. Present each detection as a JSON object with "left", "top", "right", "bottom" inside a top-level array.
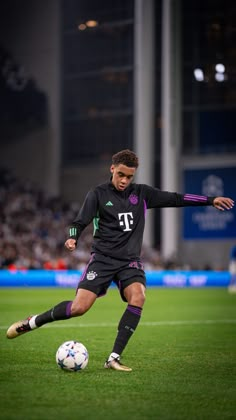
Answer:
[
  {"left": 0, "top": 168, "right": 170, "bottom": 271},
  {"left": 0, "top": 168, "right": 92, "bottom": 271}
]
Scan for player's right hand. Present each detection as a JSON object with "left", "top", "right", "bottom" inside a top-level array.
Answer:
[{"left": 64, "top": 238, "right": 76, "bottom": 251}]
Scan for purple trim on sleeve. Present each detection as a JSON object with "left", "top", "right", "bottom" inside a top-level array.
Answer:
[
  {"left": 144, "top": 200, "right": 147, "bottom": 216},
  {"left": 184, "top": 194, "right": 207, "bottom": 202}
]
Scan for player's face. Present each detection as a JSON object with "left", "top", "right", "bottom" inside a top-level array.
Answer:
[{"left": 110, "top": 164, "right": 136, "bottom": 191}]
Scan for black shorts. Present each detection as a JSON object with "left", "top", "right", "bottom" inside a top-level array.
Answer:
[{"left": 76, "top": 253, "right": 146, "bottom": 302}]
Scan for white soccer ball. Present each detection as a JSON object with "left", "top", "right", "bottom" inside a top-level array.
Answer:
[{"left": 56, "top": 340, "right": 89, "bottom": 372}]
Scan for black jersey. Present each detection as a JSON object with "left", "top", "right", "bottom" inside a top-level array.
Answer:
[{"left": 69, "top": 181, "right": 215, "bottom": 260}]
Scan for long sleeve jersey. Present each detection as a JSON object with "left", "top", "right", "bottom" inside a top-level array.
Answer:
[{"left": 69, "top": 181, "right": 215, "bottom": 261}]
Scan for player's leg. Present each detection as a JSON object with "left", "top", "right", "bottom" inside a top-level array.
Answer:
[
  {"left": 6, "top": 289, "right": 97, "bottom": 339},
  {"left": 110, "top": 281, "right": 145, "bottom": 356},
  {"left": 105, "top": 280, "right": 145, "bottom": 372}
]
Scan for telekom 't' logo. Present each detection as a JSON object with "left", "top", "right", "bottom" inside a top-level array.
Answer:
[{"left": 118, "top": 212, "right": 134, "bottom": 231}]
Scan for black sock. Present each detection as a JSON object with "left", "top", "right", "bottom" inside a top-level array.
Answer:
[
  {"left": 35, "top": 301, "right": 73, "bottom": 327},
  {"left": 112, "top": 304, "right": 142, "bottom": 356}
]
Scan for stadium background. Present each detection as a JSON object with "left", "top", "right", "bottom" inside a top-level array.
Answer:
[{"left": 0, "top": 0, "right": 236, "bottom": 276}]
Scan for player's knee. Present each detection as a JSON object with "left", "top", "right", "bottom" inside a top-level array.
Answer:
[
  {"left": 124, "top": 283, "right": 146, "bottom": 307},
  {"left": 70, "top": 301, "right": 89, "bottom": 316},
  {"left": 70, "top": 289, "right": 97, "bottom": 316},
  {"left": 137, "top": 293, "right": 146, "bottom": 307},
  {"left": 129, "top": 291, "right": 146, "bottom": 307}
]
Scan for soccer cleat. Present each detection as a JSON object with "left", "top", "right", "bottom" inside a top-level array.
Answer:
[
  {"left": 104, "top": 357, "right": 132, "bottom": 372},
  {"left": 6, "top": 317, "right": 33, "bottom": 339}
]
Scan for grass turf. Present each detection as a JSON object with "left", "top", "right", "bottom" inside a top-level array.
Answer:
[{"left": 0, "top": 287, "right": 236, "bottom": 420}]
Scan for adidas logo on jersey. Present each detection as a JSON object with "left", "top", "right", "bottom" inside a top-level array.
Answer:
[{"left": 105, "top": 201, "right": 113, "bottom": 206}]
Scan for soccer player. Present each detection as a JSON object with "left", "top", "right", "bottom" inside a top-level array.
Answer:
[{"left": 6, "top": 149, "right": 234, "bottom": 371}]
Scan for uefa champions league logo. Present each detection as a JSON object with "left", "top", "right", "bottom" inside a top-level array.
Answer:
[
  {"left": 192, "top": 173, "right": 234, "bottom": 232},
  {"left": 202, "top": 175, "right": 224, "bottom": 196}
]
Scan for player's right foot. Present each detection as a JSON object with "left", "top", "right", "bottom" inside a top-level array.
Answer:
[
  {"left": 104, "top": 357, "right": 132, "bottom": 372},
  {"left": 6, "top": 317, "right": 33, "bottom": 339}
]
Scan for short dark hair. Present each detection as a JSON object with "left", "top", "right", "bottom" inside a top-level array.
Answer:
[{"left": 112, "top": 149, "right": 139, "bottom": 168}]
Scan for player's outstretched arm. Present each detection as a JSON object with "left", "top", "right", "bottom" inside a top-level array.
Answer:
[{"left": 213, "top": 197, "right": 234, "bottom": 211}]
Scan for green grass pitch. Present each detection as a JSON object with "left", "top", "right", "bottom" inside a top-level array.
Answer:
[{"left": 0, "top": 287, "right": 236, "bottom": 420}]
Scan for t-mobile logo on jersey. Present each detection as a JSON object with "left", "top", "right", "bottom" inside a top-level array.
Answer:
[{"left": 118, "top": 212, "right": 133, "bottom": 231}]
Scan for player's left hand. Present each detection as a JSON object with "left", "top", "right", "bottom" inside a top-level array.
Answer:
[{"left": 213, "top": 197, "right": 234, "bottom": 211}]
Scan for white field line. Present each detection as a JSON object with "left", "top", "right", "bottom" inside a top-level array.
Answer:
[{"left": 1, "top": 319, "right": 236, "bottom": 330}]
